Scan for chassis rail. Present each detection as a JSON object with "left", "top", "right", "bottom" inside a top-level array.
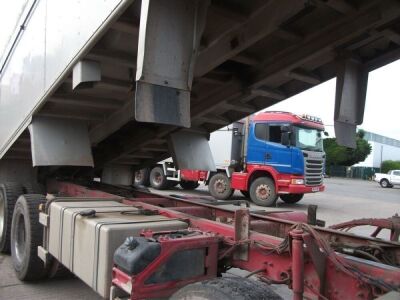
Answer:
[{"left": 47, "top": 180, "right": 400, "bottom": 299}]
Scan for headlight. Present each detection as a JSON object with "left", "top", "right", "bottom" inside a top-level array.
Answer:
[{"left": 291, "top": 179, "right": 304, "bottom": 185}]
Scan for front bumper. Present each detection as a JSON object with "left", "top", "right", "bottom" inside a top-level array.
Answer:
[{"left": 279, "top": 184, "right": 325, "bottom": 194}]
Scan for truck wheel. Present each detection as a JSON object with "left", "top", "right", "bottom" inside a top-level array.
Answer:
[
  {"left": 170, "top": 277, "right": 282, "bottom": 300},
  {"left": 280, "top": 193, "right": 304, "bottom": 204},
  {"left": 208, "top": 173, "right": 234, "bottom": 200},
  {"left": 11, "top": 194, "right": 48, "bottom": 281},
  {"left": 23, "top": 182, "right": 46, "bottom": 194},
  {"left": 168, "top": 180, "right": 179, "bottom": 188},
  {"left": 180, "top": 180, "right": 199, "bottom": 190},
  {"left": 134, "top": 168, "right": 150, "bottom": 187},
  {"left": 149, "top": 167, "right": 168, "bottom": 190},
  {"left": 240, "top": 190, "right": 250, "bottom": 198},
  {"left": 249, "top": 177, "right": 278, "bottom": 207},
  {"left": 0, "top": 183, "right": 24, "bottom": 253},
  {"left": 380, "top": 179, "right": 390, "bottom": 188}
]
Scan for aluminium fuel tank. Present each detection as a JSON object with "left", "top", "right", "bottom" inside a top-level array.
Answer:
[{"left": 47, "top": 199, "right": 188, "bottom": 298}]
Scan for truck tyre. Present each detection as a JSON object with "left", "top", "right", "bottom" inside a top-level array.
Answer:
[
  {"left": 208, "top": 173, "right": 234, "bottom": 200},
  {"left": 170, "top": 277, "right": 282, "bottom": 300},
  {"left": 280, "top": 193, "right": 304, "bottom": 204},
  {"left": 23, "top": 182, "right": 45, "bottom": 194},
  {"left": 249, "top": 177, "right": 278, "bottom": 207},
  {"left": 11, "top": 194, "right": 48, "bottom": 281},
  {"left": 168, "top": 180, "right": 179, "bottom": 188},
  {"left": 240, "top": 190, "right": 250, "bottom": 198},
  {"left": 149, "top": 166, "right": 168, "bottom": 190},
  {"left": 380, "top": 179, "right": 390, "bottom": 188},
  {"left": 0, "top": 183, "right": 24, "bottom": 253},
  {"left": 180, "top": 180, "right": 199, "bottom": 190},
  {"left": 134, "top": 168, "right": 150, "bottom": 187}
]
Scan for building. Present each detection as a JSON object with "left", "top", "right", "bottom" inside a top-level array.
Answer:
[{"left": 355, "top": 131, "right": 400, "bottom": 168}]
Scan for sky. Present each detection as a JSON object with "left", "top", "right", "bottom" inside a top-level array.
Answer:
[{"left": 0, "top": 1, "right": 400, "bottom": 141}]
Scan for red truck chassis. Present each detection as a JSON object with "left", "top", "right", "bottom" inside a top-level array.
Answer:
[{"left": 48, "top": 180, "right": 400, "bottom": 300}]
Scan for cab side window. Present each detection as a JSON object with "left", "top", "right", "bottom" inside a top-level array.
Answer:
[
  {"left": 255, "top": 123, "right": 268, "bottom": 141},
  {"left": 393, "top": 171, "right": 400, "bottom": 176},
  {"left": 269, "top": 125, "right": 282, "bottom": 143},
  {"left": 255, "top": 123, "right": 283, "bottom": 143}
]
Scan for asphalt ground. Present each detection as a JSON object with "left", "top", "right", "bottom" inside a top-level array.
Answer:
[
  {"left": 0, "top": 177, "right": 399, "bottom": 299},
  {"left": 154, "top": 177, "right": 400, "bottom": 237}
]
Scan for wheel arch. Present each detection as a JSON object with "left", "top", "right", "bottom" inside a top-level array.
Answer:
[
  {"left": 247, "top": 166, "right": 278, "bottom": 191},
  {"left": 380, "top": 178, "right": 390, "bottom": 187},
  {"left": 380, "top": 178, "right": 389, "bottom": 183},
  {"left": 206, "top": 168, "right": 230, "bottom": 185}
]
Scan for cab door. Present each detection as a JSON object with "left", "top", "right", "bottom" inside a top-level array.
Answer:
[
  {"left": 246, "top": 122, "right": 268, "bottom": 165},
  {"left": 264, "top": 124, "right": 293, "bottom": 174},
  {"left": 391, "top": 171, "right": 400, "bottom": 184}
]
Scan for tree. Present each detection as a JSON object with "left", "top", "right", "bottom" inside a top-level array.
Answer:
[
  {"left": 323, "top": 129, "right": 372, "bottom": 169},
  {"left": 381, "top": 160, "right": 400, "bottom": 173}
]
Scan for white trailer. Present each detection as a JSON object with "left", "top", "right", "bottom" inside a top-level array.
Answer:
[{"left": 1, "top": 1, "right": 400, "bottom": 299}]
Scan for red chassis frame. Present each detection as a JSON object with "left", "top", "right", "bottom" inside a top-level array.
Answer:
[
  {"left": 48, "top": 180, "right": 400, "bottom": 300},
  {"left": 180, "top": 169, "right": 208, "bottom": 182}
]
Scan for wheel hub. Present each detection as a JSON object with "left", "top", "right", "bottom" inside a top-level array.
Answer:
[
  {"left": 0, "top": 193, "right": 4, "bottom": 240},
  {"left": 135, "top": 172, "right": 143, "bottom": 182},
  {"left": 154, "top": 173, "right": 162, "bottom": 184},
  {"left": 214, "top": 179, "right": 227, "bottom": 194},
  {"left": 255, "top": 184, "right": 271, "bottom": 200}
]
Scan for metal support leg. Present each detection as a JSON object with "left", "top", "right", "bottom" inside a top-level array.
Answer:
[
  {"left": 135, "top": 0, "right": 209, "bottom": 127},
  {"left": 334, "top": 57, "right": 369, "bottom": 148},
  {"left": 291, "top": 227, "right": 304, "bottom": 300},
  {"left": 102, "top": 164, "right": 134, "bottom": 186},
  {"left": 168, "top": 131, "right": 216, "bottom": 171},
  {"left": 29, "top": 116, "right": 94, "bottom": 167},
  {"left": 233, "top": 208, "right": 250, "bottom": 261}
]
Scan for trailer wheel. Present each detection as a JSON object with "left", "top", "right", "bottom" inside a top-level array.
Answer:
[
  {"left": 249, "top": 177, "right": 278, "bottom": 207},
  {"left": 280, "top": 193, "right": 304, "bottom": 204},
  {"left": 208, "top": 173, "right": 234, "bottom": 200},
  {"left": 180, "top": 180, "right": 199, "bottom": 190},
  {"left": 170, "top": 277, "right": 282, "bottom": 300},
  {"left": 11, "top": 194, "right": 48, "bottom": 281},
  {"left": 134, "top": 168, "right": 150, "bottom": 187},
  {"left": 380, "top": 179, "right": 390, "bottom": 188},
  {"left": 0, "top": 183, "right": 24, "bottom": 253},
  {"left": 240, "top": 190, "right": 250, "bottom": 198},
  {"left": 150, "top": 167, "right": 168, "bottom": 190}
]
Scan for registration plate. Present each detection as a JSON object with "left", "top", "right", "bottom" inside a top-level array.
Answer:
[{"left": 312, "top": 187, "right": 319, "bottom": 192}]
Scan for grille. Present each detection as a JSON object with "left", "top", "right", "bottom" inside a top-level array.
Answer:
[{"left": 304, "top": 157, "right": 324, "bottom": 186}]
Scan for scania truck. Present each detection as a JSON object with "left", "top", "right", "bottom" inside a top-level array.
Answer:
[{"left": 136, "top": 111, "right": 326, "bottom": 206}]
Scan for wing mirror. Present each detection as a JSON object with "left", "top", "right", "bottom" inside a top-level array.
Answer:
[
  {"left": 281, "top": 125, "right": 291, "bottom": 147},
  {"left": 281, "top": 132, "right": 291, "bottom": 146}
]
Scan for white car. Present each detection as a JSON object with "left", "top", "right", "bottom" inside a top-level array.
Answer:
[{"left": 374, "top": 170, "right": 400, "bottom": 188}]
